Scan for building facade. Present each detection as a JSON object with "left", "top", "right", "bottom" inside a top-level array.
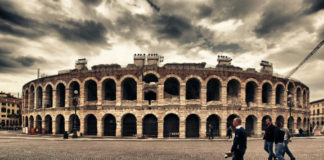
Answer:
[
  {"left": 310, "top": 99, "right": 324, "bottom": 130},
  {"left": 21, "top": 54, "right": 311, "bottom": 138},
  {"left": 0, "top": 92, "right": 22, "bottom": 129}
]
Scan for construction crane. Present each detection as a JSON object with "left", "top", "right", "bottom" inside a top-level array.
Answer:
[{"left": 286, "top": 40, "right": 324, "bottom": 79}]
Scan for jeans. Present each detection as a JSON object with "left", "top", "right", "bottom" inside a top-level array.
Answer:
[
  {"left": 284, "top": 140, "right": 295, "bottom": 160},
  {"left": 264, "top": 140, "right": 275, "bottom": 160},
  {"left": 275, "top": 143, "right": 285, "bottom": 160}
]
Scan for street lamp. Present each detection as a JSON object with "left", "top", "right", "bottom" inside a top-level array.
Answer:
[
  {"left": 72, "top": 90, "right": 79, "bottom": 138},
  {"left": 287, "top": 91, "right": 294, "bottom": 133}
]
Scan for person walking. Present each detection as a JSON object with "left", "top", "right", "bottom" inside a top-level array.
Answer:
[
  {"left": 274, "top": 120, "right": 286, "bottom": 160},
  {"left": 208, "top": 123, "right": 214, "bottom": 139},
  {"left": 263, "top": 118, "right": 276, "bottom": 160},
  {"left": 227, "top": 118, "right": 247, "bottom": 160},
  {"left": 283, "top": 126, "right": 296, "bottom": 160},
  {"left": 227, "top": 127, "right": 233, "bottom": 139}
]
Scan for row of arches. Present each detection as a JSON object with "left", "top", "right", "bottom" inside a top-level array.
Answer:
[
  {"left": 24, "top": 113, "right": 310, "bottom": 137},
  {"left": 23, "top": 74, "right": 309, "bottom": 109}
]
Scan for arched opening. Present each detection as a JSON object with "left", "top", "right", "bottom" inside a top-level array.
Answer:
[
  {"left": 122, "top": 114, "right": 137, "bottom": 136},
  {"left": 45, "top": 85, "right": 53, "bottom": 108},
  {"left": 30, "top": 116, "right": 34, "bottom": 128},
  {"left": 262, "top": 83, "right": 272, "bottom": 104},
  {"left": 36, "top": 87, "right": 43, "bottom": 108},
  {"left": 163, "top": 114, "right": 179, "bottom": 137},
  {"left": 245, "top": 115, "right": 257, "bottom": 137},
  {"left": 102, "top": 79, "right": 116, "bottom": 100},
  {"left": 143, "top": 73, "right": 158, "bottom": 83},
  {"left": 297, "top": 117, "right": 302, "bottom": 129},
  {"left": 262, "top": 115, "right": 272, "bottom": 131},
  {"left": 227, "top": 79, "right": 240, "bottom": 104},
  {"left": 143, "top": 114, "right": 158, "bottom": 138},
  {"left": 30, "top": 86, "right": 35, "bottom": 109},
  {"left": 25, "top": 116, "right": 28, "bottom": 127},
  {"left": 122, "top": 78, "right": 137, "bottom": 100},
  {"left": 103, "top": 114, "right": 116, "bottom": 136},
  {"left": 303, "top": 90, "right": 307, "bottom": 107},
  {"left": 45, "top": 115, "right": 52, "bottom": 134},
  {"left": 185, "top": 114, "right": 200, "bottom": 138},
  {"left": 227, "top": 114, "right": 239, "bottom": 129},
  {"left": 164, "top": 77, "right": 180, "bottom": 98},
  {"left": 36, "top": 115, "right": 42, "bottom": 131},
  {"left": 144, "top": 91, "right": 156, "bottom": 105},
  {"left": 56, "top": 83, "right": 65, "bottom": 107},
  {"left": 297, "top": 88, "right": 301, "bottom": 108},
  {"left": 186, "top": 78, "right": 201, "bottom": 99},
  {"left": 288, "top": 117, "right": 294, "bottom": 132},
  {"left": 55, "top": 115, "right": 65, "bottom": 134},
  {"left": 85, "top": 114, "right": 97, "bottom": 135},
  {"left": 276, "top": 85, "right": 284, "bottom": 105},
  {"left": 303, "top": 118, "right": 307, "bottom": 129},
  {"left": 245, "top": 81, "right": 257, "bottom": 106},
  {"left": 24, "top": 90, "right": 29, "bottom": 108},
  {"left": 207, "top": 78, "right": 221, "bottom": 101},
  {"left": 69, "top": 81, "right": 80, "bottom": 106},
  {"left": 207, "top": 115, "right": 220, "bottom": 137},
  {"left": 85, "top": 80, "right": 98, "bottom": 101},
  {"left": 68, "top": 114, "right": 80, "bottom": 133},
  {"left": 287, "top": 82, "right": 295, "bottom": 106},
  {"left": 275, "top": 116, "right": 284, "bottom": 125}
]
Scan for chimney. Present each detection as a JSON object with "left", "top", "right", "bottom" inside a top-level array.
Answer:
[
  {"left": 134, "top": 53, "right": 146, "bottom": 67},
  {"left": 75, "top": 58, "right": 88, "bottom": 70},
  {"left": 217, "top": 55, "right": 232, "bottom": 66},
  {"left": 260, "top": 60, "right": 273, "bottom": 74}
]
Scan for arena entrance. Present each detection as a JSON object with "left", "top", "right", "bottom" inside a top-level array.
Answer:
[
  {"left": 45, "top": 115, "right": 52, "bottom": 134},
  {"left": 25, "top": 116, "right": 28, "bottom": 127},
  {"left": 122, "top": 114, "right": 137, "bottom": 137},
  {"left": 245, "top": 115, "right": 257, "bottom": 136},
  {"left": 30, "top": 116, "right": 34, "bottom": 128},
  {"left": 55, "top": 115, "right": 65, "bottom": 134},
  {"left": 164, "top": 114, "right": 179, "bottom": 138},
  {"left": 85, "top": 114, "right": 97, "bottom": 135},
  {"left": 104, "top": 114, "right": 116, "bottom": 136},
  {"left": 143, "top": 114, "right": 158, "bottom": 138},
  {"left": 69, "top": 114, "right": 80, "bottom": 133},
  {"left": 36, "top": 115, "right": 42, "bottom": 131},
  {"left": 207, "top": 115, "right": 220, "bottom": 137},
  {"left": 186, "top": 114, "right": 200, "bottom": 138}
]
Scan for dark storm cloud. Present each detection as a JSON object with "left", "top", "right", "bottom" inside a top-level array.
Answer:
[
  {"left": 303, "top": 0, "right": 324, "bottom": 14},
  {"left": 203, "top": 42, "right": 243, "bottom": 53},
  {"left": 146, "top": 0, "right": 160, "bottom": 12},
  {"left": 81, "top": 0, "right": 102, "bottom": 6},
  {"left": 0, "top": 2, "right": 34, "bottom": 27},
  {"left": 51, "top": 20, "right": 108, "bottom": 45},
  {"left": 155, "top": 15, "right": 192, "bottom": 39},
  {"left": 197, "top": 5, "right": 213, "bottom": 18}
]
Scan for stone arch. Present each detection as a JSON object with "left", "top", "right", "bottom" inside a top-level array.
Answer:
[
  {"left": 102, "top": 78, "right": 116, "bottom": 101},
  {"left": 302, "top": 89, "right": 307, "bottom": 108},
  {"left": 84, "top": 79, "right": 98, "bottom": 101},
  {"left": 29, "top": 115, "right": 34, "bottom": 128},
  {"left": 245, "top": 115, "right": 257, "bottom": 136},
  {"left": 142, "top": 114, "right": 158, "bottom": 138},
  {"left": 262, "top": 115, "right": 272, "bottom": 131},
  {"left": 276, "top": 115, "right": 284, "bottom": 124},
  {"left": 68, "top": 81, "right": 80, "bottom": 106},
  {"left": 36, "top": 115, "right": 42, "bottom": 131},
  {"left": 24, "top": 90, "right": 29, "bottom": 108},
  {"left": 185, "top": 114, "right": 200, "bottom": 138},
  {"left": 84, "top": 114, "right": 97, "bottom": 135},
  {"left": 297, "top": 117, "right": 302, "bottom": 130},
  {"left": 262, "top": 82, "right": 272, "bottom": 104},
  {"left": 56, "top": 83, "right": 66, "bottom": 107},
  {"left": 103, "top": 114, "right": 116, "bottom": 136},
  {"left": 207, "top": 78, "right": 221, "bottom": 101},
  {"left": 227, "top": 114, "right": 240, "bottom": 129},
  {"left": 36, "top": 86, "right": 43, "bottom": 108},
  {"left": 186, "top": 78, "right": 201, "bottom": 99},
  {"left": 25, "top": 116, "right": 28, "bottom": 127},
  {"left": 143, "top": 70, "right": 160, "bottom": 79},
  {"left": 245, "top": 80, "right": 258, "bottom": 106},
  {"left": 163, "top": 113, "right": 179, "bottom": 138},
  {"left": 45, "top": 84, "right": 53, "bottom": 108},
  {"left": 275, "top": 83, "right": 285, "bottom": 105},
  {"left": 118, "top": 75, "right": 139, "bottom": 85},
  {"left": 206, "top": 114, "right": 221, "bottom": 137},
  {"left": 143, "top": 73, "right": 159, "bottom": 83},
  {"left": 296, "top": 87, "right": 302, "bottom": 108},
  {"left": 161, "top": 74, "right": 182, "bottom": 84},
  {"left": 55, "top": 114, "right": 65, "bottom": 134},
  {"left": 68, "top": 114, "right": 80, "bottom": 133},
  {"left": 164, "top": 77, "right": 180, "bottom": 98},
  {"left": 29, "top": 85, "right": 35, "bottom": 109},
  {"left": 122, "top": 113, "right": 137, "bottom": 137},
  {"left": 287, "top": 81, "right": 295, "bottom": 106},
  {"left": 121, "top": 78, "right": 137, "bottom": 100},
  {"left": 227, "top": 78, "right": 241, "bottom": 104},
  {"left": 44, "top": 115, "right": 52, "bottom": 134}
]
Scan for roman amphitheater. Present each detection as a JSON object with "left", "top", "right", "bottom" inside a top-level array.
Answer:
[{"left": 21, "top": 54, "right": 311, "bottom": 138}]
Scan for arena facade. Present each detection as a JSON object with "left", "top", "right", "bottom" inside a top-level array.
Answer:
[{"left": 21, "top": 54, "right": 311, "bottom": 138}]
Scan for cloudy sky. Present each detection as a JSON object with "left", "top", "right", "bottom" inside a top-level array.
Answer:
[{"left": 0, "top": 0, "right": 323, "bottom": 101}]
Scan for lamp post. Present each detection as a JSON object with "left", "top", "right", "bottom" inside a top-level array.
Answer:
[
  {"left": 287, "top": 91, "right": 293, "bottom": 133},
  {"left": 72, "top": 90, "right": 78, "bottom": 138}
]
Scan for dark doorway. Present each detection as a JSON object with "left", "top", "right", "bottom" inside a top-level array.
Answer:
[
  {"left": 69, "top": 114, "right": 80, "bottom": 133},
  {"left": 144, "top": 91, "right": 156, "bottom": 104},
  {"left": 143, "top": 114, "right": 158, "bottom": 138},
  {"left": 104, "top": 114, "right": 116, "bottom": 136},
  {"left": 207, "top": 78, "right": 221, "bottom": 101},
  {"left": 122, "top": 78, "right": 137, "bottom": 100},
  {"left": 56, "top": 115, "right": 65, "bottom": 134},
  {"left": 276, "top": 85, "right": 284, "bottom": 105},
  {"left": 164, "top": 78, "right": 179, "bottom": 98},
  {"left": 288, "top": 117, "right": 294, "bottom": 132},
  {"left": 45, "top": 115, "right": 52, "bottom": 134},
  {"left": 186, "top": 114, "right": 200, "bottom": 138},
  {"left": 245, "top": 115, "right": 257, "bottom": 136},
  {"left": 30, "top": 116, "right": 34, "bottom": 128},
  {"left": 122, "top": 114, "right": 137, "bottom": 136},
  {"left": 245, "top": 81, "right": 257, "bottom": 105},
  {"left": 30, "top": 86, "right": 35, "bottom": 109},
  {"left": 163, "top": 114, "right": 179, "bottom": 137},
  {"left": 86, "top": 114, "right": 97, "bottom": 135},
  {"left": 143, "top": 74, "right": 158, "bottom": 83},
  {"left": 36, "top": 115, "right": 42, "bottom": 130},
  {"left": 36, "top": 87, "right": 43, "bottom": 108},
  {"left": 103, "top": 79, "right": 116, "bottom": 100},
  {"left": 262, "top": 83, "right": 272, "bottom": 104},
  {"left": 227, "top": 79, "right": 240, "bottom": 102},
  {"left": 85, "top": 80, "right": 98, "bottom": 101},
  {"left": 56, "top": 83, "right": 65, "bottom": 107},
  {"left": 207, "top": 115, "right": 220, "bottom": 137},
  {"left": 25, "top": 116, "right": 28, "bottom": 127},
  {"left": 45, "top": 85, "right": 53, "bottom": 108},
  {"left": 186, "top": 78, "right": 201, "bottom": 99}
]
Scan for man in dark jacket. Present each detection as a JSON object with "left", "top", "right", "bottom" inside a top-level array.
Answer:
[
  {"left": 263, "top": 118, "right": 276, "bottom": 160},
  {"left": 274, "top": 120, "right": 285, "bottom": 160},
  {"left": 228, "top": 118, "right": 247, "bottom": 160}
]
